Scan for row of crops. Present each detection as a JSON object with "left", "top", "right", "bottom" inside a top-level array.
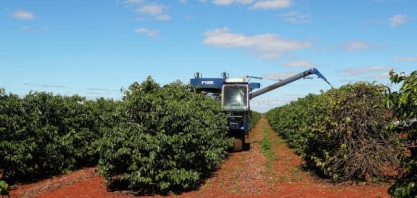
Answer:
[
  {"left": 0, "top": 77, "right": 238, "bottom": 194},
  {"left": 1, "top": 70, "right": 415, "bottom": 197},
  {"left": 265, "top": 70, "right": 417, "bottom": 198},
  {"left": 250, "top": 110, "right": 261, "bottom": 131}
]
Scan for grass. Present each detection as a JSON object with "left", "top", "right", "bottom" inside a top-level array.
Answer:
[
  {"left": 259, "top": 119, "right": 308, "bottom": 185},
  {"left": 259, "top": 122, "right": 276, "bottom": 169}
]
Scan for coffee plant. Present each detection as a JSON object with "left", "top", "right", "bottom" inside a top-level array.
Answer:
[
  {"left": 0, "top": 88, "right": 118, "bottom": 183},
  {"left": 0, "top": 76, "right": 253, "bottom": 194},
  {"left": 266, "top": 82, "right": 399, "bottom": 182},
  {"left": 0, "top": 180, "right": 9, "bottom": 197},
  {"left": 250, "top": 111, "right": 261, "bottom": 131},
  {"left": 98, "top": 77, "right": 233, "bottom": 194},
  {"left": 386, "top": 70, "right": 417, "bottom": 198}
]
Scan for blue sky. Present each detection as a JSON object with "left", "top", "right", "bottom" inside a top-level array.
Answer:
[{"left": 0, "top": 0, "right": 416, "bottom": 112}]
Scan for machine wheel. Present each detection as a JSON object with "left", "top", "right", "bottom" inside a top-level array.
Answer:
[{"left": 233, "top": 138, "right": 243, "bottom": 152}]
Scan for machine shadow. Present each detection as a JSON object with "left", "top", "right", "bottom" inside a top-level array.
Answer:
[{"left": 243, "top": 142, "right": 251, "bottom": 151}]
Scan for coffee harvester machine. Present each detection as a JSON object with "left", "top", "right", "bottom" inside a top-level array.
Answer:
[{"left": 190, "top": 68, "right": 331, "bottom": 152}]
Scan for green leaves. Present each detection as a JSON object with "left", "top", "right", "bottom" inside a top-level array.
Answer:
[
  {"left": 98, "top": 77, "right": 232, "bottom": 194},
  {"left": 1, "top": 77, "right": 233, "bottom": 194},
  {"left": 250, "top": 111, "right": 261, "bottom": 131},
  {"left": 0, "top": 180, "right": 10, "bottom": 196},
  {"left": 386, "top": 70, "right": 417, "bottom": 198},
  {"left": 266, "top": 82, "right": 398, "bottom": 182},
  {"left": 0, "top": 90, "right": 118, "bottom": 183}
]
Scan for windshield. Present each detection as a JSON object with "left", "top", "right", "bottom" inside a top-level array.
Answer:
[{"left": 222, "top": 84, "right": 249, "bottom": 111}]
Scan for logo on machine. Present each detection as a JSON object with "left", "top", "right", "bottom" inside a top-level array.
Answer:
[{"left": 201, "top": 81, "right": 214, "bottom": 85}]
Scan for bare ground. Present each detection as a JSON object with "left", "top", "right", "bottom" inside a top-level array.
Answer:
[{"left": 10, "top": 117, "right": 391, "bottom": 198}]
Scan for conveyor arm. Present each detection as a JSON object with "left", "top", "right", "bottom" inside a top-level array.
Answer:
[{"left": 250, "top": 68, "right": 332, "bottom": 99}]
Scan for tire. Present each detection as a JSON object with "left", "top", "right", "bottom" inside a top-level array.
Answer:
[{"left": 233, "top": 138, "right": 243, "bottom": 152}]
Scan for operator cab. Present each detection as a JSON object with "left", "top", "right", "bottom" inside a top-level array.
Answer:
[
  {"left": 222, "top": 83, "right": 251, "bottom": 141},
  {"left": 221, "top": 83, "right": 249, "bottom": 111}
]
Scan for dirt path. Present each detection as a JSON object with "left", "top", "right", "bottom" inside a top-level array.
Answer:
[
  {"left": 179, "top": 116, "right": 271, "bottom": 197},
  {"left": 255, "top": 117, "right": 390, "bottom": 198},
  {"left": 10, "top": 117, "right": 391, "bottom": 198}
]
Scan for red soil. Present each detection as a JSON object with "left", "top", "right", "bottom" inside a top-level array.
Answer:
[{"left": 10, "top": 117, "right": 391, "bottom": 198}]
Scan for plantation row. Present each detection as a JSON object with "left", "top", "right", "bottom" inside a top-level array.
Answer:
[
  {"left": 0, "top": 77, "right": 247, "bottom": 194},
  {"left": 250, "top": 110, "right": 261, "bottom": 131},
  {"left": 1, "top": 70, "right": 415, "bottom": 197},
  {"left": 0, "top": 90, "right": 114, "bottom": 180},
  {"left": 265, "top": 70, "right": 417, "bottom": 198},
  {"left": 266, "top": 82, "right": 397, "bottom": 181}
]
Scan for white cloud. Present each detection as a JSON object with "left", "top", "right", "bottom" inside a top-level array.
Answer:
[
  {"left": 283, "top": 60, "right": 313, "bottom": 68},
  {"left": 136, "top": 3, "right": 171, "bottom": 20},
  {"left": 343, "top": 66, "right": 392, "bottom": 76},
  {"left": 389, "top": 14, "right": 408, "bottom": 27},
  {"left": 251, "top": 97, "right": 285, "bottom": 112},
  {"left": 12, "top": 9, "right": 35, "bottom": 20},
  {"left": 393, "top": 55, "right": 417, "bottom": 62},
  {"left": 203, "top": 27, "right": 312, "bottom": 59},
  {"left": 24, "top": 83, "right": 67, "bottom": 88},
  {"left": 250, "top": 0, "right": 292, "bottom": 9},
  {"left": 343, "top": 41, "right": 369, "bottom": 51},
  {"left": 137, "top": 4, "right": 165, "bottom": 15},
  {"left": 201, "top": 0, "right": 292, "bottom": 9},
  {"left": 279, "top": 11, "right": 311, "bottom": 23},
  {"left": 370, "top": 72, "right": 390, "bottom": 81},
  {"left": 213, "top": 0, "right": 254, "bottom": 5},
  {"left": 134, "top": 28, "right": 159, "bottom": 39}
]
